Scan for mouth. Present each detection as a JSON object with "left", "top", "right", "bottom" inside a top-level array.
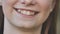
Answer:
[{"left": 13, "top": 7, "right": 39, "bottom": 16}]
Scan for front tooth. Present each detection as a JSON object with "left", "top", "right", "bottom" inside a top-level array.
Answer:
[
  {"left": 26, "top": 11, "right": 35, "bottom": 15},
  {"left": 18, "top": 9, "right": 21, "bottom": 13},
  {"left": 21, "top": 10, "right": 27, "bottom": 15},
  {"left": 26, "top": 11, "right": 31, "bottom": 15}
]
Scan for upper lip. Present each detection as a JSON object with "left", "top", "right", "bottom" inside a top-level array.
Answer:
[{"left": 13, "top": 7, "right": 39, "bottom": 13}]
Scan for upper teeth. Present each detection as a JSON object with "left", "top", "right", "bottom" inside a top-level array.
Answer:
[{"left": 17, "top": 9, "right": 35, "bottom": 16}]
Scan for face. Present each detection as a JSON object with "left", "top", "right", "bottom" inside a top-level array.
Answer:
[{"left": 2, "top": 0, "right": 55, "bottom": 29}]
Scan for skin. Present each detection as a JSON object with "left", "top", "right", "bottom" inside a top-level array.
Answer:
[{"left": 2, "top": 0, "right": 55, "bottom": 34}]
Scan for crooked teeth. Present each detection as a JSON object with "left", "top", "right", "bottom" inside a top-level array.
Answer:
[{"left": 17, "top": 9, "right": 35, "bottom": 16}]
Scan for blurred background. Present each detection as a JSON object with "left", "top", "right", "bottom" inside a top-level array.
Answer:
[
  {"left": 0, "top": 0, "right": 60, "bottom": 34},
  {"left": 56, "top": 1, "right": 60, "bottom": 34}
]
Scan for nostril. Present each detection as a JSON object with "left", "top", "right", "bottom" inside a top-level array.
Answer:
[
  {"left": 21, "top": 2, "right": 25, "bottom": 4},
  {"left": 21, "top": 0, "right": 26, "bottom": 4},
  {"left": 20, "top": 0, "right": 36, "bottom": 6}
]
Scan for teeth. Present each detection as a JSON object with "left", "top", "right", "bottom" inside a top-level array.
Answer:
[
  {"left": 30, "top": 11, "right": 35, "bottom": 15},
  {"left": 17, "top": 9, "right": 35, "bottom": 16},
  {"left": 26, "top": 11, "right": 31, "bottom": 15},
  {"left": 21, "top": 10, "right": 27, "bottom": 15},
  {"left": 17, "top": 10, "right": 21, "bottom": 13}
]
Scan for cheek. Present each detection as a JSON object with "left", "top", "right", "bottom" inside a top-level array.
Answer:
[
  {"left": 3, "top": 0, "right": 18, "bottom": 6},
  {"left": 2, "top": 0, "right": 18, "bottom": 15},
  {"left": 37, "top": 0, "right": 52, "bottom": 11}
]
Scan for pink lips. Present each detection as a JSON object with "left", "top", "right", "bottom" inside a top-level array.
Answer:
[
  {"left": 14, "top": 7, "right": 39, "bottom": 18},
  {"left": 14, "top": 7, "right": 39, "bottom": 13}
]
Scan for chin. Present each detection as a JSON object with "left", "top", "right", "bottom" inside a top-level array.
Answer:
[{"left": 10, "top": 20, "right": 39, "bottom": 29}]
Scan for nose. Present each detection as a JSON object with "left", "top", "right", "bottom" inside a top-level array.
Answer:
[{"left": 20, "top": 0, "right": 36, "bottom": 6}]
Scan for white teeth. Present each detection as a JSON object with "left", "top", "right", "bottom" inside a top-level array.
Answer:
[
  {"left": 26, "top": 11, "right": 31, "bottom": 15},
  {"left": 17, "top": 9, "right": 35, "bottom": 15},
  {"left": 17, "top": 10, "right": 21, "bottom": 12},
  {"left": 21, "top": 10, "right": 27, "bottom": 15}
]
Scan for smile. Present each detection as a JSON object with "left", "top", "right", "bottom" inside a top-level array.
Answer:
[{"left": 14, "top": 8, "right": 39, "bottom": 16}]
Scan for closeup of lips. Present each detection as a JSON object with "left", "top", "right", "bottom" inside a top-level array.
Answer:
[{"left": 13, "top": 7, "right": 39, "bottom": 18}]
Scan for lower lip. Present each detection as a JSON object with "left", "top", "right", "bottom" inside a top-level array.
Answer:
[{"left": 16, "top": 11, "right": 35, "bottom": 18}]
